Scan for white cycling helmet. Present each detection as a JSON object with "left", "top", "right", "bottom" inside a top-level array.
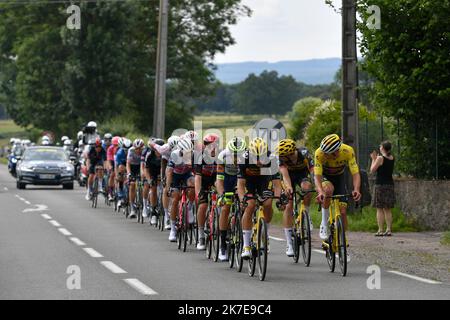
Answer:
[
  {"left": 122, "top": 139, "right": 132, "bottom": 149},
  {"left": 133, "top": 139, "right": 145, "bottom": 149},
  {"left": 87, "top": 121, "right": 97, "bottom": 128},
  {"left": 77, "top": 131, "right": 83, "bottom": 140},
  {"left": 178, "top": 138, "right": 194, "bottom": 152},
  {"left": 168, "top": 136, "right": 180, "bottom": 150},
  {"left": 61, "top": 136, "right": 69, "bottom": 143},
  {"left": 184, "top": 130, "right": 199, "bottom": 142},
  {"left": 64, "top": 139, "right": 72, "bottom": 146}
]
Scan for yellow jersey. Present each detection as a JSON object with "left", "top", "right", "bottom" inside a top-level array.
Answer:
[{"left": 314, "top": 144, "right": 359, "bottom": 176}]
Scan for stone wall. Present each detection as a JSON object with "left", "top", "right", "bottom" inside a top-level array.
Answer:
[{"left": 371, "top": 179, "right": 450, "bottom": 231}]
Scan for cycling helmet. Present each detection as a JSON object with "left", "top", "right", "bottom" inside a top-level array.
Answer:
[
  {"left": 248, "top": 137, "right": 268, "bottom": 156},
  {"left": 64, "top": 139, "right": 72, "bottom": 146},
  {"left": 275, "top": 139, "right": 297, "bottom": 157},
  {"left": 168, "top": 136, "right": 180, "bottom": 150},
  {"left": 10, "top": 138, "right": 16, "bottom": 145},
  {"left": 203, "top": 133, "right": 219, "bottom": 145},
  {"left": 320, "top": 134, "right": 342, "bottom": 154},
  {"left": 94, "top": 137, "right": 102, "bottom": 147},
  {"left": 87, "top": 121, "right": 97, "bottom": 128},
  {"left": 178, "top": 138, "right": 194, "bottom": 152},
  {"left": 61, "top": 136, "right": 69, "bottom": 143},
  {"left": 104, "top": 133, "right": 113, "bottom": 140},
  {"left": 42, "top": 140, "right": 50, "bottom": 146},
  {"left": 133, "top": 138, "right": 145, "bottom": 149},
  {"left": 122, "top": 138, "right": 132, "bottom": 149},
  {"left": 112, "top": 136, "right": 120, "bottom": 146},
  {"left": 153, "top": 138, "right": 165, "bottom": 146},
  {"left": 42, "top": 136, "right": 50, "bottom": 142},
  {"left": 77, "top": 131, "right": 83, "bottom": 140},
  {"left": 184, "top": 130, "right": 199, "bottom": 141},
  {"left": 226, "top": 137, "right": 246, "bottom": 153}
]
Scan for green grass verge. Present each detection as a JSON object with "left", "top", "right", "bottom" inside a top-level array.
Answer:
[
  {"left": 0, "top": 157, "right": 7, "bottom": 165},
  {"left": 271, "top": 203, "right": 419, "bottom": 233},
  {"left": 0, "top": 120, "right": 28, "bottom": 147},
  {"left": 441, "top": 231, "right": 450, "bottom": 246}
]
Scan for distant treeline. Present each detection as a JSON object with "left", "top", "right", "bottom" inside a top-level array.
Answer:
[{"left": 193, "top": 70, "right": 340, "bottom": 115}]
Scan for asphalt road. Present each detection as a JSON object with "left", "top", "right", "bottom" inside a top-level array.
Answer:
[{"left": 0, "top": 164, "right": 448, "bottom": 300}]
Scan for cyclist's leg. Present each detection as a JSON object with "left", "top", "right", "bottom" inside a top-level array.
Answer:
[
  {"left": 261, "top": 176, "right": 275, "bottom": 224},
  {"left": 242, "top": 178, "right": 257, "bottom": 258},
  {"left": 142, "top": 177, "right": 150, "bottom": 217},
  {"left": 219, "top": 174, "right": 236, "bottom": 255},
  {"left": 87, "top": 163, "right": 96, "bottom": 199},
  {"left": 283, "top": 174, "right": 297, "bottom": 253},
  {"left": 320, "top": 176, "right": 335, "bottom": 239},
  {"left": 97, "top": 164, "right": 105, "bottom": 192},
  {"left": 161, "top": 160, "right": 171, "bottom": 227}
]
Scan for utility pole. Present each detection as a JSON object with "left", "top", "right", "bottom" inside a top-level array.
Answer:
[
  {"left": 153, "top": 0, "right": 169, "bottom": 138},
  {"left": 341, "top": 0, "right": 359, "bottom": 156}
]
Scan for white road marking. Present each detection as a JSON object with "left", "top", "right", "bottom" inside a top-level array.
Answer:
[
  {"left": 388, "top": 271, "right": 442, "bottom": 285},
  {"left": 70, "top": 237, "right": 86, "bottom": 246},
  {"left": 100, "top": 261, "right": 127, "bottom": 274},
  {"left": 4, "top": 187, "right": 8, "bottom": 191},
  {"left": 49, "top": 220, "right": 61, "bottom": 227},
  {"left": 269, "top": 236, "right": 284, "bottom": 242},
  {"left": 25, "top": 201, "right": 31, "bottom": 205},
  {"left": 58, "top": 228, "right": 72, "bottom": 236},
  {"left": 41, "top": 214, "right": 52, "bottom": 220},
  {"left": 83, "top": 248, "right": 103, "bottom": 258},
  {"left": 123, "top": 279, "right": 158, "bottom": 296},
  {"left": 23, "top": 205, "right": 48, "bottom": 213}
]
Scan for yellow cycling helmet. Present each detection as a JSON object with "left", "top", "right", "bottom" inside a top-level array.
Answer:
[
  {"left": 248, "top": 137, "right": 268, "bottom": 156},
  {"left": 320, "top": 134, "right": 342, "bottom": 154},
  {"left": 275, "top": 139, "right": 297, "bottom": 157}
]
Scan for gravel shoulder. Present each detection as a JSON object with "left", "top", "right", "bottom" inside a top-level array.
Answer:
[{"left": 271, "top": 227, "right": 450, "bottom": 284}]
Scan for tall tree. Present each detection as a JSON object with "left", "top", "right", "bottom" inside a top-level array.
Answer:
[
  {"left": 357, "top": 0, "right": 450, "bottom": 178},
  {"left": 0, "top": 1, "right": 250, "bottom": 137}
]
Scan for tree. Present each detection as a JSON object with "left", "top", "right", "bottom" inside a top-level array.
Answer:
[
  {"left": 287, "top": 97, "right": 323, "bottom": 140},
  {"left": 357, "top": 0, "right": 450, "bottom": 178},
  {"left": 0, "top": 1, "right": 250, "bottom": 137},
  {"left": 233, "top": 71, "right": 301, "bottom": 115}
]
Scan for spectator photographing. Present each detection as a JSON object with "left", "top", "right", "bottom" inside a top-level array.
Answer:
[{"left": 370, "top": 141, "right": 395, "bottom": 237}]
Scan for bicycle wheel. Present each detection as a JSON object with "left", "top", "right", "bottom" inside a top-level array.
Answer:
[
  {"left": 182, "top": 204, "right": 189, "bottom": 252},
  {"left": 293, "top": 225, "right": 300, "bottom": 264},
  {"left": 336, "top": 216, "right": 347, "bottom": 277},
  {"left": 235, "top": 214, "right": 244, "bottom": 273},
  {"left": 205, "top": 208, "right": 213, "bottom": 259},
  {"left": 257, "top": 218, "right": 268, "bottom": 281},
  {"left": 228, "top": 215, "right": 235, "bottom": 269},
  {"left": 325, "top": 224, "right": 336, "bottom": 273},
  {"left": 212, "top": 207, "right": 220, "bottom": 262},
  {"left": 248, "top": 242, "right": 256, "bottom": 277},
  {"left": 300, "top": 211, "right": 312, "bottom": 267},
  {"left": 177, "top": 207, "right": 183, "bottom": 251},
  {"left": 92, "top": 179, "right": 98, "bottom": 209}
]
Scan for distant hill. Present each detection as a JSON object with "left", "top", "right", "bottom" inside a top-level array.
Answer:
[{"left": 214, "top": 58, "right": 341, "bottom": 85}]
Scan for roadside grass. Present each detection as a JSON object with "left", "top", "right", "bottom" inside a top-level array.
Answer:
[
  {"left": 0, "top": 120, "right": 28, "bottom": 147},
  {"left": 271, "top": 203, "right": 419, "bottom": 233},
  {"left": 441, "top": 231, "right": 450, "bottom": 246},
  {"left": 0, "top": 157, "right": 7, "bottom": 165}
]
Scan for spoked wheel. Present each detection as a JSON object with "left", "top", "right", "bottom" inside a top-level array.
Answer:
[
  {"left": 248, "top": 242, "right": 257, "bottom": 278},
  {"left": 337, "top": 217, "right": 347, "bottom": 277},
  {"left": 177, "top": 209, "right": 184, "bottom": 251},
  {"left": 228, "top": 217, "right": 235, "bottom": 269},
  {"left": 325, "top": 225, "right": 336, "bottom": 273},
  {"left": 301, "top": 211, "right": 312, "bottom": 267},
  {"left": 257, "top": 218, "right": 268, "bottom": 281},
  {"left": 205, "top": 208, "right": 213, "bottom": 259},
  {"left": 212, "top": 208, "right": 220, "bottom": 262},
  {"left": 235, "top": 215, "right": 244, "bottom": 273},
  {"left": 293, "top": 226, "right": 300, "bottom": 263}
]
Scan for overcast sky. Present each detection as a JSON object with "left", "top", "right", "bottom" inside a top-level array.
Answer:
[{"left": 214, "top": 0, "right": 343, "bottom": 63}]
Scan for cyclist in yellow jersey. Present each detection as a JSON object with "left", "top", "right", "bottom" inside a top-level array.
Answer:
[{"left": 314, "top": 134, "right": 361, "bottom": 241}]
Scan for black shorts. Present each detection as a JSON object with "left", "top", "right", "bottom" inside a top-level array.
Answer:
[
  {"left": 288, "top": 170, "right": 310, "bottom": 187},
  {"left": 223, "top": 173, "right": 237, "bottom": 193},
  {"left": 198, "top": 175, "right": 216, "bottom": 205},
  {"left": 243, "top": 176, "right": 272, "bottom": 197},
  {"left": 89, "top": 161, "right": 104, "bottom": 174},
  {"left": 324, "top": 174, "right": 349, "bottom": 202},
  {"left": 171, "top": 172, "right": 194, "bottom": 190},
  {"left": 129, "top": 165, "right": 140, "bottom": 180},
  {"left": 147, "top": 166, "right": 161, "bottom": 183}
]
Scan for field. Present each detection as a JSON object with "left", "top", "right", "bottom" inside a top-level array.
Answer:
[{"left": 0, "top": 120, "right": 27, "bottom": 149}]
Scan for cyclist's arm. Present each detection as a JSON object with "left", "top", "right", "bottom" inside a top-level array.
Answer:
[
  {"left": 279, "top": 166, "right": 292, "bottom": 192},
  {"left": 272, "top": 177, "right": 282, "bottom": 198},
  {"left": 352, "top": 172, "right": 361, "bottom": 198},
  {"left": 216, "top": 164, "right": 225, "bottom": 195},
  {"left": 166, "top": 167, "right": 173, "bottom": 189}
]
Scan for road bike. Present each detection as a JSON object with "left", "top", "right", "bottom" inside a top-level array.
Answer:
[
  {"left": 291, "top": 189, "right": 315, "bottom": 266},
  {"left": 205, "top": 189, "right": 220, "bottom": 261}
]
